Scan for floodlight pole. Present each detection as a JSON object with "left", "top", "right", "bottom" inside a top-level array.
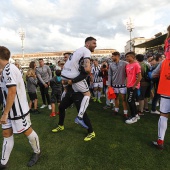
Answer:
[{"left": 19, "top": 29, "right": 25, "bottom": 60}]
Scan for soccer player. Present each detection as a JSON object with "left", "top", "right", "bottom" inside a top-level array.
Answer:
[
  {"left": 0, "top": 46, "right": 40, "bottom": 169},
  {"left": 125, "top": 52, "right": 142, "bottom": 124},
  {"left": 108, "top": 51, "right": 128, "bottom": 118},
  {"left": 61, "top": 37, "right": 97, "bottom": 129},
  {"left": 152, "top": 25, "right": 170, "bottom": 150},
  {"left": 91, "top": 58, "right": 103, "bottom": 103}
]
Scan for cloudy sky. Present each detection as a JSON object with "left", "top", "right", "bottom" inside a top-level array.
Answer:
[{"left": 0, "top": 0, "right": 170, "bottom": 54}]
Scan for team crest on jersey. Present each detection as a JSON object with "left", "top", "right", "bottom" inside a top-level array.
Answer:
[{"left": 7, "top": 76, "right": 12, "bottom": 83}]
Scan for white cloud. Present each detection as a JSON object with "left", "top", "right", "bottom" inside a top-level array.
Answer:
[{"left": 0, "top": 0, "right": 170, "bottom": 54}]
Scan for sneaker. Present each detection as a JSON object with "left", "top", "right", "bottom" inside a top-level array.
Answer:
[
  {"left": 27, "top": 152, "right": 41, "bottom": 167},
  {"left": 52, "top": 125, "right": 64, "bottom": 133},
  {"left": 136, "top": 114, "right": 140, "bottom": 120},
  {"left": 103, "top": 105, "right": 111, "bottom": 109},
  {"left": 34, "top": 109, "right": 40, "bottom": 114},
  {"left": 151, "top": 110, "right": 160, "bottom": 115},
  {"left": 50, "top": 112, "right": 56, "bottom": 117},
  {"left": 97, "top": 99, "right": 102, "bottom": 104},
  {"left": 75, "top": 117, "right": 88, "bottom": 129},
  {"left": 0, "top": 163, "right": 7, "bottom": 169},
  {"left": 48, "top": 105, "right": 52, "bottom": 110},
  {"left": 84, "top": 132, "right": 95, "bottom": 141},
  {"left": 138, "top": 111, "right": 144, "bottom": 116},
  {"left": 125, "top": 117, "right": 138, "bottom": 124},
  {"left": 144, "top": 108, "right": 149, "bottom": 113},
  {"left": 40, "top": 104, "right": 47, "bottom": 109},
  {"left": 152, "top": 140, "right": 164, "bottom": 150},
  {"left": 93, "top": 98, "right": 97, "bottom": 102}
]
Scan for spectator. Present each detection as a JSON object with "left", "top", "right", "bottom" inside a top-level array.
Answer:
[
  {"left": 50, "top": 70, "right": 62, "bottom": 117},
  {"left": 49, "top": 63, "right": 55, "bottom": 77},
  {"left": 56, "top": 61, "right": 61, "bottom": 70},
  {"left": 36, "top": 58, "right": 52, "bottom": 110},
  {"left": 26, "top": 69, "right": 39, "bottom": 114}
]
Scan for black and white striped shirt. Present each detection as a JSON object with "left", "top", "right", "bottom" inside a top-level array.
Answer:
[
  {"left": 91, "top": 65, "right": 103, "bottom": 83},
  {"left": 1, "top": 63, "right": 29, "bottom": 120}
]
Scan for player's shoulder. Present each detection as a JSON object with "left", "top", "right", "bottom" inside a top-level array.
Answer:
[
  {"left": 77, "top": 47, "right": 90, "bottom": 53},
  {"left": 4, "top": 63, "right": 18, "bottom": 73}
]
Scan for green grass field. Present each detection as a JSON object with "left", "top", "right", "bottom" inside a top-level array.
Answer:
[{"left": 1, "top": 93, "right": 170, "bottom": 170}]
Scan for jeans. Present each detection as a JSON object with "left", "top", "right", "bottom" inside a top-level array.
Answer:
[
  {"left": 39, "top": 83, "right": 50, "bottom": 105},
  {"left": 127, "top": 87, "right": 137, "bottom": 117}
]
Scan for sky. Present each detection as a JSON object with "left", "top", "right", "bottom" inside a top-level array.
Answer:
[{"left": 0, "top": 0, "right": 170, "bottom": 54}]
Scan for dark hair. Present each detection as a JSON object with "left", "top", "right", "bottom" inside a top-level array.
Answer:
[
  {"left": 136, "top": 54, "right": 144, "bottom": 62},
  {"left": 166, "top": 25, "right": 170, "bottom": 40},
  {"left": 63, "top": 52, "right": 72, "bottom": 56},
  {"left": 147, "top": 54, "right": 153, "bottom": 59},
  {"left": 29, "top": 61, "right": 35, "bottom": 69},
  {"left": 85, "top": 37, "right": 96, "bottom": 43},
  {"left": 155, "top": 53, "right": 162, "bottom": 62},
  {"left": 103, "top": 64, "right": 107, "bottom": 68},
  {"left": 0, "top": 46, "right": 10, "bottom": 60},
  {"left": 39, "top": 58, "right": 43, "bottom": 61},
  {"left": 125, "top": 51, "right": 136, "bottom": 57},
  {"left": 112, "top": 51, "right": 120, "bottom": 56},
  {"left": 55, "top": 70, "right": 61, "bottom": 76}
]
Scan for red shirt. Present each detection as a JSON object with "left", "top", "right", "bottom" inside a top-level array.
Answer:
[{"left": 126, "top": 62, "right": 141, "bottom": 89}]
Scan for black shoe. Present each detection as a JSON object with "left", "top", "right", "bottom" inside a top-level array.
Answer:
[
  {"left": 27, "top": 152, "right": 41, "bottom": 167},
  {"left": 34, "top": 109, "right": 40, "bottom": 114},
  {"left": 144, "top": 108, "right": 149, "bottom": 113},
  {"left": 0, "top": 163, "right": 7, "bottom": 170}
]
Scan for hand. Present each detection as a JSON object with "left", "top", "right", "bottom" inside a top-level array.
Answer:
[
  {"left": 0, "top": 114, "right": 8, "bottom": 124},
  {"left": 48, "top": 82, "right": 50, "bottom": 86},
  {"left": 132, "top": 85, "right": 136, "bottom": 90},
  {"left": 68, "top": 80, "right": 72, "bottom": 85},
  {"left": 44, "top": 84, "right": 48, "bottom": 88}
]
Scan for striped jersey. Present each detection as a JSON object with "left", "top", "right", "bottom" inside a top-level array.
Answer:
[
  {"left": 91, "top": 65, "right": 103, "bottom": 83},
  {"left": 1, "top": 63, "right": 29, "bottom": 120}
]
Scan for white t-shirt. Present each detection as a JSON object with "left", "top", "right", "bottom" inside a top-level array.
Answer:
[
  {"left": 61, "top": 47, "right": 91, "bottom": 79},
  {"left": 1, "top": 63, "right": 29, "bottom": 120}
]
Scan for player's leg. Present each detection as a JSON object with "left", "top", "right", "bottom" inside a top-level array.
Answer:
[
  {"left": 112, "top": 88, "right": 119, "bottom": 114},
  {"left": 44, "top": 85, "right": 51, "bottom": 109},
  {"left": 52, "top": 92, "right": 73, "bottom": 133},
  {"left": 152, "top": 97, "right": 170, "bottom": 150},
  {"left": 50, "top": 93, "right": 56, "bottom": 117},
  {"left": 33, "top": 93, "right": 40, "bottom": 114},
  {"left": 39, "top": 84, "right": 46, "bottom": 107},
  {"left": 23, "top": 127, "right": 40, "bottom": 167},
  {"left": 120, "top": 88, "right": 128, "bottom": 117},
  {"left": 0, "top": 125, "right": 14, "bottom": 168},
  {"left": 93, "top": 83, "right": 98, "bottom": 102},
  {"left": 97, "top": 82, "right": 103, "bottom": 103}
]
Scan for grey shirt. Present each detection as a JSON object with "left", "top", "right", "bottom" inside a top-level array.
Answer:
[
  {"left": 151, "top": 62, "right": 162, "bottom": 78},
  {"left": 36, "top": 65, "right": 52, "bottom": 84},
  {"left": 108, "top": 60, "right": 128, "bottom": 87},
  {"left": 26, "top": 77, "right": 38, "bottom": 93}
]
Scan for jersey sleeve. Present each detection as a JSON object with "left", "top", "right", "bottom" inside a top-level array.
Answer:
[
  {"left": 4, "top": 65, "right": 17, "bottom": 88},
  {"left": 83, "top": 48, "right": 91, "bottom": 60}
]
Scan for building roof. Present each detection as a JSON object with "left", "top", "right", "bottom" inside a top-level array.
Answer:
[{"left": 135, "top": 33, "right": 167, "bottom": 48}]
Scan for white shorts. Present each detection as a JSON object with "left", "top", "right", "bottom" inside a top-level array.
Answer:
[
  {"left": 72, "top": 79, "right": 89, "bottom": 93},
  {"left": 113, "top": 87, "right": 127, "bottom": 94},
  {"left": 2, "top": 114, "right": 32, "bottom": 134},
  {"left": 160, "top": 97, "right": 170, "bottom": 114},
  {"left": 93, "top": 82, "right": 103, "bottom": 88}
]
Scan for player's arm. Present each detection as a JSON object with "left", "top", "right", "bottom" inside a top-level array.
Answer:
[
  {"left": 83, "top": 58, "right": 91, "bottom": 74},
  {"left": 152, "top": 62, "right": 162, "bottom": 78},
  {"left": 0, "top": 86, "right": 16, "bottom": 124},
  {"left": 132, "top": 72, "right": 142, "bottom": 90}
]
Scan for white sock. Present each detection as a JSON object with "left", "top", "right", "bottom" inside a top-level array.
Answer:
[
  {"left": 27, "top": 131, "right": 40, "bottom": 154},
  {"left": 124, "top": 110, "right": 128, "bottom": 115},
  {"left": 98, "top": 91, "right": 101, "bottom": 100},
  {"left": 78, "top": 96, "right": 90, "bottom": 118},
  {"left": 158, "top": 116, "right": 168, "bottom": 141},
  {"left": 1, "top": 135, "right": 14, "bottom": 165},
  {"left": 94, "top": 91, "right": 97, "bottom": 98},
  {"left": 115, "top": 108, "right": 119, "bottom": 112}
]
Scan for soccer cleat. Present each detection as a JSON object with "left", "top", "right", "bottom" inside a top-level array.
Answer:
[
  {"left": 84, "top": 132, "right": 96, "bottom": 141},
  {"left": 97, "top": 99, "right": 102, "bottom": 103},
  {"left": 93, "top": 98, "right": 97, "bottom": 102},
  {"left": 125, "top": 117, "right": 138, "bottom": 124},
  {"left": 40, "top": 104, "right": 47, "bottom": 109},
  {"left": 0, "top": 163, "right": 7, "bottom": 169},
  {"left": 50, "top": 112, "right": 56, "bottom": 117},
  {"left": 151, "top": 110, "right": 160, "bottom": 115},
  {"left": 152, "top": 140, "right": 164, "bottom": 150},
  {"left": 27, "top": 152, "right": 41, "bottom": 167},
  {"left": 52, "top": 125, "right": 64, "bottom": 133},
  {"left": 75, "top": 117, "right": 89, "bottom": 129}
]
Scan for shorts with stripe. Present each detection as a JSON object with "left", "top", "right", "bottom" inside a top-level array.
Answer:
[
  {"left": 93, "top": 82, "right": 103, "bottom": 88},
  {"left": 72, "top": 79, "right": 89, "bottom": 93},
  {"left": 160, "top": 96, "right": 170, "bottom": 114},
  {"left": 2, "top": 114, "right": 32, "bottom": 134},
  {"left": 113, "top": 87, "right": 127, "bottom": 94}
]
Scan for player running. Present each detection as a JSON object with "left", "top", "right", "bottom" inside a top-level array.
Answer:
[{"left": 61, "top": 37, "right": 97, "bottom": 129}]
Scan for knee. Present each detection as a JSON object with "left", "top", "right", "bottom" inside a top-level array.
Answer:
[{"left": 3, "top": 129, "right": 13, "bottom": 138}]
